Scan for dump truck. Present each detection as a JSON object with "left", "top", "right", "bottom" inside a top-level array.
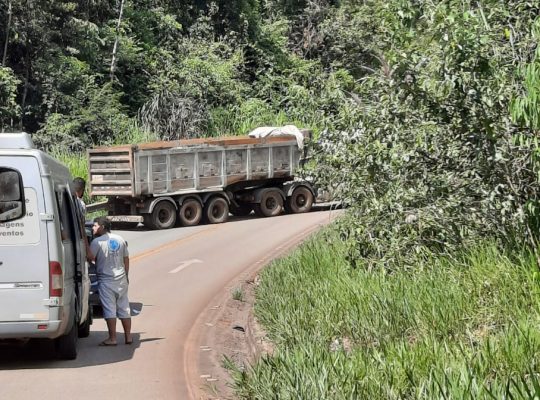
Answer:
[{"left": 87, "top": 132, "right": 317, "bottom": 229}]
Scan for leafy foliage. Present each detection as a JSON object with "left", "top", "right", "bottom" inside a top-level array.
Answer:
[
  {"left": 0, "top": 66, "right": 20, "bottom": 130},
  {"left": 311, "top": 1, "right": 540, "bottom": 266},
  {"left": 1, "top": 0, "right": 539, "bottom": 264},
  {"left": 511, "top": 18, "right": 540, "bottom": 131}
]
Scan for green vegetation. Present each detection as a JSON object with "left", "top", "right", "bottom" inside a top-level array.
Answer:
[
  {"left": 0, "top": 0, "right": 354, "bottom": 151},
  {"left": 310, "top": 2, "right": 540, "bottom": 267},
  {"left": 229, "top": 230, "right": 540, "bottom": 399},
  {"left": 232, "top": 287, "right": 245, "bottom": 302},
  {"left": 2, "top": 1, "right": 540, "bottom": 397}
]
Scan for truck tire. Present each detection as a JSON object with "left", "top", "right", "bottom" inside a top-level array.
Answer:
[
  {"left": 230, "top": 203, "right": 253, "bottom": 217},
  {"left": 78, "top": 306, "right": 92, "bottom": 338},
  {"left": 56, "top": 316, "right": 78, "bottom": 360},
  {"left": 179, "top": 198, "right": 203, "bottom": 226},
  {"left": 143, "top": 214, "right": 155, "bottom": 230},
  {"left": 204, "top": 197, "right": 229, "bottom": 224},
  {"left": 285, "top": 186, "right": 314, "bottom": 214},
  {"left": 149, "top": 201, "right": 177, "bottom": 230},
  {"left": 254, "top": 190, "right": 283, "bottom": 217}
]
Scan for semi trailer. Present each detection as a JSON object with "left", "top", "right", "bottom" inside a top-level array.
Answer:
[{"left": 87, "top": 131, "right": 317, "bottom": 230}]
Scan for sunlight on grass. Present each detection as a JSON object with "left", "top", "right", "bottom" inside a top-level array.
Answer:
[{"left": 228, "top": 228, "right": 540, "bottom": 399}]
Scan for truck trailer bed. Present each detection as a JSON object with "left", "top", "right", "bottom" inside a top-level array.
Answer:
[{"left": 88, "top": 135, "right": 301, "bottom": 197}]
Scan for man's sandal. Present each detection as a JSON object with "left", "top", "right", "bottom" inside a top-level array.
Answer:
[{"left": 99, "top": 340, "right": 117, "bottom": 346}]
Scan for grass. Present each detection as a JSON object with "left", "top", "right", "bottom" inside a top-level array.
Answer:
[
  {"left": 50, "top": 124, "right": 159, "bottom": 206},
  {"left": 228, "top": 228, "right": 540, "bottom": 399},
  {"left": 233, "top": 287, "right": 245, "bottom": 302}
]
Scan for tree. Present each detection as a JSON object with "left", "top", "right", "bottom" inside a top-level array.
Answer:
[
  {"left": 0, "top": 66, "right": 20, "bottom": 131},
  {"left": 311, "top": 1, "right": 540, "bottom": 266}
]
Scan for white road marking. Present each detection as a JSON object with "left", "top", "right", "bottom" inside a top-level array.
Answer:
[{"left": 169, "top": 259, "right": 203, "bottom": 274}]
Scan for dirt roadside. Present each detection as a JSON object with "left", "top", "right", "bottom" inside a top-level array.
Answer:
[
  {"left": 185, "top": 272, "right": 268, "bottom": 400},
  {"left": 183, "top": 221, "right": 329, "bottom": 400}
]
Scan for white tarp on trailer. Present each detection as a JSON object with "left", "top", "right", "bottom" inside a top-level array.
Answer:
[{"left": 248, "top": 125, "right": 305, "bottom": 149}]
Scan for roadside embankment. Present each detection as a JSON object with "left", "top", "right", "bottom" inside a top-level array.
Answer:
[{"left": 228, "top": 228, "right": 540, "bottom": 399}]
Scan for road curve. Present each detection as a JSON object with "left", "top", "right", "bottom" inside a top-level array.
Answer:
[{"left": 0, "top": 209, "right": 337, "bottom": 399}]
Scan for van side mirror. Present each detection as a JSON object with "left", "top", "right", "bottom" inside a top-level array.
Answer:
[{"left": 0, "top": 167, "right": 26, "bottom": 222}]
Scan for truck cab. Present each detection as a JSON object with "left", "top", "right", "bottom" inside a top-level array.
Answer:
[{"left": 0, "top": 133, "right": 92, "bottom": 359}]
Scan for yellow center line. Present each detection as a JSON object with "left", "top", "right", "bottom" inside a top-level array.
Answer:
[{"left": 131, "top": 225, "right": 219, "bottom": 263}]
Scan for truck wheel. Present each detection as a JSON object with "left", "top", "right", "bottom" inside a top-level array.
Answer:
[
  {"left": 254, "top": 190, "right": 283, "bottom": 217},
  {"left": 285, "top": 186, "right": 314, "bottom": 214},
  {"left": 143, "top": 214, "right": 155, "bottom": 230},
  {"left": 179, "top": 199, "right": 203, "bottom": 226},
  {"left": 56, "top": 316, "right": 78, "bottom": 360},
  {"left": 150, "top": 201, "right": 177, "bottom": 229},
  {"left": 78, "top": 306, "right": 92, "bottom": 338},
  {"left": 230, "top": 203, "right": 252, "bottom": 217},
  {"left": 204, "top": 197, "right": 229, "bottom": 224}
]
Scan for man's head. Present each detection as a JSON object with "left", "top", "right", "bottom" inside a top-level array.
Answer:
[
  {"left": 73, "top": 177, "right": 86, "bottom": 198},
  {"left": 93, "top": 216, "right": 111, "bottom": 237}
]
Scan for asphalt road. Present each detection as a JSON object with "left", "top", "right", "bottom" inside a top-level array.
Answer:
[{"left": 0, "top": 209, "right": 338, "bottom": 399}]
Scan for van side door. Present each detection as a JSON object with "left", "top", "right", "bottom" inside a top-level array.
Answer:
[{"left": 55, "top": 188, "right": 88, "bottom": 323}]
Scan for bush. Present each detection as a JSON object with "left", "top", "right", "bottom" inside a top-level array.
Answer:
[
  {"left": 310, "top": 2, "right": 540, "bottom": 267},
  {"left": 0, "top": 67, "right": 20, "bottom": 130}
]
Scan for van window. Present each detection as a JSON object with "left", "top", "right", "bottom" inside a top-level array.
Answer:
[{"left": 0, "top": 187, "right": 40, "bottom": 245}]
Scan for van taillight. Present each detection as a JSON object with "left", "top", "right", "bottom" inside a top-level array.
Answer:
[{"left": 49, "top": 261, "right": 63, "bottom": 297}]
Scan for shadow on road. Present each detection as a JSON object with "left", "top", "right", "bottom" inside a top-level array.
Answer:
[
  {"left": 0, "top": 301, "right": 163, "bottom": 369},
  {"left": 0, "top": 332, "right": 164, "bottom": 369},
  {"left": 91, "top": 302, "right": 144, "bottom": 318},
  {"left": 111, "top": 204, "right": 343, "bottom": 231}
]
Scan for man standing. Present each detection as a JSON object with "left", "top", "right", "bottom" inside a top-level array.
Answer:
[
  {"left": 90, "top": 216, "right": 132, "bottom": 346},
  {"left": 73, "top": 177, "right": 86, "bottom": 219},
  {"left": 73, "top": 177, "right": 92, "bottom": 257}
]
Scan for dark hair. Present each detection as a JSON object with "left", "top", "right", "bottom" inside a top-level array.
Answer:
[
  {"left": 94, "top": 216, "right": 111, "bottom": 232},
  {"left": 73, "top": 177, "right": 86, "bottom": 192}
]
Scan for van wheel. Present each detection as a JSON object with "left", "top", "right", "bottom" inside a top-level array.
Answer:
[
  {"left": 254, "top": 190, "right": 283, "bottom": 217},
  {"left": 78, "top": 307, "right": 92, "bottom": 338},
  {"left": 285, "top": 186, "right": 314, "bottom": 214},
  {"left": 204, "top": 197, "right": 229, "bottom": 224},
  {"left": 149, "top": 201, "right": 177, "bottom": 230},
  {"left": 179, "top": 199, "right": 203, "bottom": 226},
  {"left": 56, "top": 317, "right": 78, "bottom": 360}
]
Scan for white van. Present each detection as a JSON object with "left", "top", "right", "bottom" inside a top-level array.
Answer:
[{"left": 0, "top": 133, "right": 91, "bottom": 359}]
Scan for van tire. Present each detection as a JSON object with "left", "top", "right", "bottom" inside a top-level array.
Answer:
[
  {"left": 149, "top": 201, "right": 177, "bottom": 230},
  {"left": 56, "top": 317, "right": 78, "bottom": 360},
  {"left": 204, "top": 197, "right": 229, "bottom": 224},
  {"left": 78, "top": 307, "right": 92, "bottom": 338}
]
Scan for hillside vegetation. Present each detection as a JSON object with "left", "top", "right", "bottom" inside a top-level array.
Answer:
[
  {"left": 2, "top": 1, "right": 540, "bottom": 397},
  {"left": 2, "top": 1, "right": 538, "bottom": 253}
]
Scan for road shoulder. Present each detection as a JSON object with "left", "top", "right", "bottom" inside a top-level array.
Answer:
[{"left": 184, "top": 270, "right": 270, "bottom": 400}]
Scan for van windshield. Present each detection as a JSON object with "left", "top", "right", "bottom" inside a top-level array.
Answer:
[{"left": 0, "top": 188, "right": 40, "bottom": 245}]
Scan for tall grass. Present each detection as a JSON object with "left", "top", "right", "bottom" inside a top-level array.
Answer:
[
  {"left": 228, "top": 229, "right": 540, "bottom": 399},
  {"left": 208, "top": 100, "right": 321, "bottom": 137},
  {"left": 49, "top": 123, "right": 159, "bottom": 204}
]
